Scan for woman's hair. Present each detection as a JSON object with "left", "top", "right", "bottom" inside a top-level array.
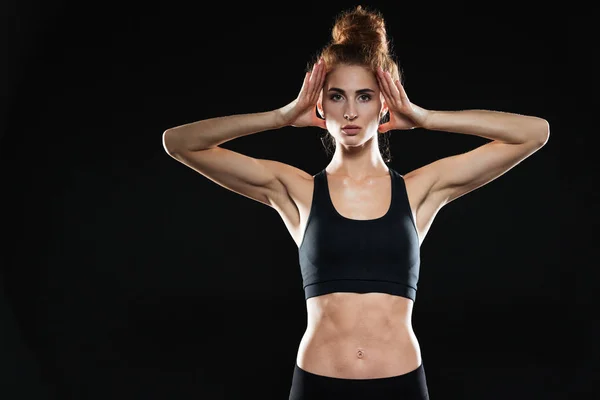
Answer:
[{"left": 311, "top": 5, "right": 402, "bottom": 164}]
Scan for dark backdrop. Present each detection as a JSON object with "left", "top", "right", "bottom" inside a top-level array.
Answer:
[{"left": 1, "top": 1, "right": 596, "bottom": 399}]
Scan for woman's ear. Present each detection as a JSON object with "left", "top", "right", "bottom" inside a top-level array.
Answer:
[
  {"left": 316, "top": 90, "right": 325, "bottom": 119},
  {"left": 380, "top": 102, "right": 389, "bottom": 120}
]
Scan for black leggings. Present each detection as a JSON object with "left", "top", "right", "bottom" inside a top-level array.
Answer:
[{"left": 289, "top": 362, "right": 430, "bottom": 400}]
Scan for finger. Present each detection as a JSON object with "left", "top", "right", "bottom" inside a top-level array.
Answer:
[
  {"left": 377, "top": 67, "right": 389, "bottom": 90},
  {"left": 378, "top": 82, "right": 392, "bottom": 116},
  {"left": 377, "top": 70, "right": 392, "bottom": 105},
  {"left": 384, "top": 71, "right": 401, "bottom": 100},
  {"left": 319, "top": 59, "right": 327, "bottom": 89},
  {"left": 377, "top": 68, "right": 392, "bottom": 99},
  {"left": 308, "top": 61, "right": 320, "bottom": 91},
  {"left": 395, "top": 79, "right": 410, "bottom": 103},
  {"left": 313, "top": 60, "right": 325, "bottom": 97},
  {"left": 311, "top": 60, "right": 326, "bottom": 101},
  {"left": 312, "top": 61, "right": 319, "bottom": 76},
  {"left": 309, "top": 61, "right": 319, "bottom": 83}
]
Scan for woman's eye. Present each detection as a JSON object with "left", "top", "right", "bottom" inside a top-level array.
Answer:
[{"left": 330, "top": 94, "right": 371, "bottom": 101}]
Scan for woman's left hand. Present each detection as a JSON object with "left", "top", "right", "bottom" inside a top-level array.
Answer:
[{"left": 376, "top": 66, "right": 430, "bottom": 132}]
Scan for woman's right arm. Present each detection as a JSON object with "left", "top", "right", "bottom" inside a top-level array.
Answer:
[
  {"left": 162, "top": 110, "right": 293, "bottom": 207},
  {"left": 161, "top": 59, "right": 327, "bottom": 208}
]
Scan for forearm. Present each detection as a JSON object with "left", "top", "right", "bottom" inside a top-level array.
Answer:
[
  {"left": 422, "top": 109, "right": 549, "bottom": 145},
  {"left": 163, "top": 109, "right": 285, "bottom": 152}
]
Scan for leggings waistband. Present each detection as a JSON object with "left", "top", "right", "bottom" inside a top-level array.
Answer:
[{"left": 289, "top": 362, "right": 430, "bottom": 400}]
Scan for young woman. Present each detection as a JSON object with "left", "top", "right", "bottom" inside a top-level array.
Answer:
[{"left": 162, "top": 6, "right": 549, "bottom": 399}]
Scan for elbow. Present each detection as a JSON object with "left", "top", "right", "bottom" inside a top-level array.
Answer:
[
  {"left": 530, "top": 118, "right": 549, "bottom": 147},
  {"left": 537, "top": 118, "right": 550, "bottom": 147},
  {"left": 162, "top": 129, "right": 180, "bottom": 155}
]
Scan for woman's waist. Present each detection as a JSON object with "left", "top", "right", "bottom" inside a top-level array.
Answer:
[{"left": 297, "top": 326, "right": 421, "bottom": 378}]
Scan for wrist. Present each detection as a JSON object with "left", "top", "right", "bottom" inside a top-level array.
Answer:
[
  {"left": 273, "top": 106, "right": 292, "bottom": 129},
  {"left": 419, "top": 108, "right": 436, "bottom": 130}
]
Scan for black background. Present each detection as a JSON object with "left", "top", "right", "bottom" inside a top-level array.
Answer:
[{"left": 1, "top": 1, "right": 596, "bottom": 399}]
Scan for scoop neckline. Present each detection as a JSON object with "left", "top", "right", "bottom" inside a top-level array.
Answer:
[{"left": 322, "top": 169, "right": 394, "bottom": 222}]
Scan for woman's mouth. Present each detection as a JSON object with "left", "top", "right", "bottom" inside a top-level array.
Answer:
[{"left": 342, "top": 126, "right": 361, "bottom": 136}]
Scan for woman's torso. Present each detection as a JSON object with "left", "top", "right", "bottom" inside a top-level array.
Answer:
[{"left": 272, "top": 166, "right": 434, "bottom": 379}]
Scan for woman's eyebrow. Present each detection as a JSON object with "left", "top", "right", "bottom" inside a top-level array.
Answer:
[{"left": 328, "top": 87, "right": 375, "bottom": 94}]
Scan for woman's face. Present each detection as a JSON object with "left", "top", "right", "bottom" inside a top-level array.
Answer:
[{"left": 320, "top": 64, "right": 386, "bottom": 146}]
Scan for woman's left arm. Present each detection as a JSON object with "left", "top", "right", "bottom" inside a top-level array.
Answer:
[
  {"left": 422, "top": 109, "right": 550, "bottom": 204},
  {"left": 375, "top": 67, "right": 550, "bottom": 206}
]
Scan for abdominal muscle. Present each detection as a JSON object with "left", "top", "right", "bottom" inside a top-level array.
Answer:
[{"left": 296, "top": 292, "right": 422, "bottom": 379}]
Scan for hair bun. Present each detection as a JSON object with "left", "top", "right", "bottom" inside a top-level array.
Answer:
[{"left": 331, "top": 5, "right": 388, "bottom": 53}]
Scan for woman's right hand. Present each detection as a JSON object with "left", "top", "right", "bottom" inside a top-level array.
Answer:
[{"left": 276, "top": 59, "right": 327, "bottom": 129}]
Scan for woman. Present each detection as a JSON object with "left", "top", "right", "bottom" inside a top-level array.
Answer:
[{"left": 162, "top": 5, "right": 549, "bottom": 399}]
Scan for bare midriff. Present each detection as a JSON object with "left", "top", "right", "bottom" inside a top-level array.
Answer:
[{"left": 296, "top": 292, "right": 421, "bottom": 379}]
